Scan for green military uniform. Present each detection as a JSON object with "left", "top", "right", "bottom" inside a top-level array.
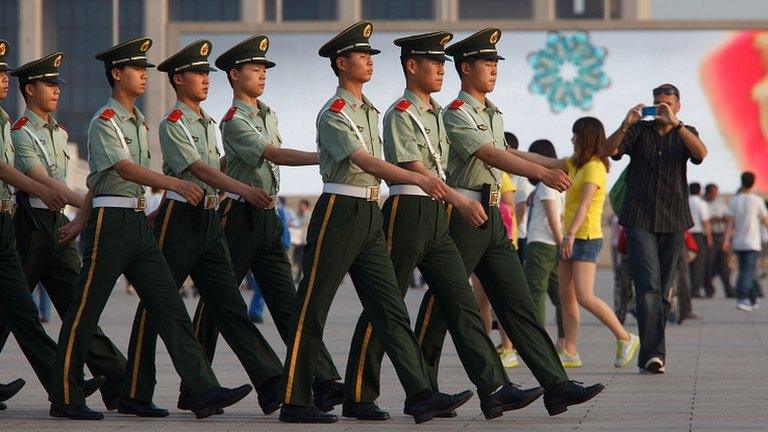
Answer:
[
  {"left": 1, "top": 51, "right": 127, "bottom": 408},
  {"left": 414, "top": 29, "right": 569, "bottom": 391},
  {"left": 0, "top": 43, "right": 72, "bottom": 396},
  {"left": 280, "top": 22, "right": 436, "bottom": 412},
  {"left": 121, "top": 39, "right": 283, "bottom": 411},
  {"left": 188, "top": 35, "right": 342, "bottom": 400},
  {"left": 50, "top": 38, "right": 221, "bottom": 412},
  {"left": 344, "top": 32, "right": 510, "bottom": 413}
]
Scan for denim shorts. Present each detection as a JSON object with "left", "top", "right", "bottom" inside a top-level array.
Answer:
[{"left": 568, "top": 238, "right": 604, "bottom": 263}]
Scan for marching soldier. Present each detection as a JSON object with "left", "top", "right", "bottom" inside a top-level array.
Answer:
[
  {"left": 186, "top": 34, "right": 345, "bottom": 413},
  {"left": 343, "top": 31, "right": 544, "bottom": 421},
  {"left": 120, "top": 39, "right": 285, "bottom": 416},
  {"left": 49, "top": 37, "right": 252, "bottom": 420},
  {"left": 4, "top": 49, "right": 128, "bottom": 410},
  {"left": 414, "top": 28, "right": 604, "bottom": 416},
  {"left": 0, "top": 41, "right": 103, "bottom": 412},
  {"left": 278, "top": 21, "right": 472, "bottom": 424}
]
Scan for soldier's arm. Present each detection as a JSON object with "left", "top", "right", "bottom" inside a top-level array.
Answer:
[
  {"left": 349, "top": 150, "right": 448, "bottom": 200},
  {"left": 224, "top": 117, "right": 318, "bottom": 167},
  {"left": 26, "top": 165, "right": 85, "bottom": 207},
  {"left": 262, "top": 145, "right": 318, "bottom": 166},
  {"left": 112, "top": 160, "right": 203, "bottom": 205},
  {"left": 0, "top": 161, "right": 66, "bottom": 210},
  {"left": 508, "top": 148, "right": 568, "bottom": 171},
  {"left": 473, "top": 144, "right": 571, "bottom": 192}
]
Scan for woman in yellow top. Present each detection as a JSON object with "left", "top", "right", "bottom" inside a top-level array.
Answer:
[{"left": 510, "top": 117, "right": 639, "bottom": 369}]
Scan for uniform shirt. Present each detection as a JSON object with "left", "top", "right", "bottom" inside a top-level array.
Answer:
[
  {"left": 12, "top": 108, "right": 70, "bottom": 189},
  {"left": 87, "top": 98, "right": 150, "bottom": 198},
  {"left": 0, "top": 107, "right": 13, "bottom": 200},
  {"left": 443, "top": 91, "right": 506, "bottom": 191},
  {"left": 707, "top": 197, "right": 730, "bottom": 235},
  {"left": 221, "top": 98, "right": 282, "bottom": 196},
  {"left": 317, "top": 87, "right": 382, "bottom": 187},
  {"left": 729, "top": 192, "right": 768, "bottom": 252},
  {"left": 382, "top": 89, "right": 447, "bottom": 183},
  {"left": 527, "top": 183, "right": 564, "bottom": 246},
  {"left": 159, "top": 101, "right": 220, "bottom": 195},
  {"left": 564, "top": 157, "right": 607, "bottom": 240},
  {"left": 514, "top": 176, "right": 535, "bottom": 239},
  {"left": 688, "top": 194, "right": 710, "bottom": 234}
]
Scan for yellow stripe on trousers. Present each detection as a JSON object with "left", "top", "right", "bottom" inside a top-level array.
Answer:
[
  {"left": 129, "top": 201, "right": 176, "bottom": 398},
  {"left": 284, "top": 195, "right": 336, "bottom": 404},
  {"left": 62, "top": 208, "right": 105, "bottom": 404},
  {"left": 354, "top": 195, "right": 400, "bottom": 402}
]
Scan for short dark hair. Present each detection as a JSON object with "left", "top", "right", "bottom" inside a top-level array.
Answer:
[
  {"left": 528, "top": 139, "right": 557, "bottom": 186},
  {"left": 330, "top": 53, "right": 351, "bottom": 77},
  {"left": 105, "top": 66, "right": 126, "bottom": 89},
  {"left": 504, "top": 132, "right": 518, "bottom": 150},
  {"left": 454, "top": 57, "right": 479, "bottom": 77},
  {"left": 18, "top": 82, "right": 28, "bottom": 102},
  {"left": 689, "top": 182, "right": 701, "bottom": 195},
  {"left": 741, "top": 171, "right": 756, "bottom": 190},
  {"left": 168, "top": 73, "right": 180, "bottom": 92},
  {"left": 705, "top": 183, "right": 718, "bottom": 194},
  {"left": 225, "top": 64, "right": 246, "bottom": 89}
]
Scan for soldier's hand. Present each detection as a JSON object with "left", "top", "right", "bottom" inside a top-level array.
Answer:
[
  {"left": 41, "top": 188, "right": 67, "bottom": 211},
  {"left": 59, "top": 217, "right": 86, "bottom": 244},
  {"left": 243, "top": 186, "right": 273, "bottom": 208},
  {"left": 174, "top": 180, "right": 204, "bottom": 205},
  {"left": 458, "top": 197, "right": 487, "bottom": 228},
  {"left": 541, "top": 169, "right": 571, "bottom": 192},
  {"left": 418, "top": 176, "right": 449, "bottom": 200}
]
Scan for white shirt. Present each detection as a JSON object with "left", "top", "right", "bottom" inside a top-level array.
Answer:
[
  {"left": 729, "top": 192, "right": 768, "bottom": 252},
  {"left": 688, "top": 195, "right": 710, "bottom": 234},
  {"left": 526, "top": 184, "right": 565, "bottom": 246},
  {"left": 707, "top": 197, "right": 730, "bottom": 234},
  {"left": 514, "top": 176, "right": 535, "bottom": 239}
]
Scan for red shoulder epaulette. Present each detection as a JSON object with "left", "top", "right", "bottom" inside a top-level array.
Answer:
[
  {"left": 167, "top": 109, "right": 183, "bottom": 122},
  {"left": 99, "top": 108, "right": 116, "bottom": 121},
  {"left": 11, "top": 117, "right": 28, "bottom": 131},
  {"left": 448, "top": 99, "right": 464, "bottom": 110},
  {"left": 329, "top": 98, "right": 346, "bottom": 113},
  {"left": 395, "top": 99, "right": 411, "bottom": 112},
  {"left": 221, "top": 106, "right": 237, "bottom": 122}
]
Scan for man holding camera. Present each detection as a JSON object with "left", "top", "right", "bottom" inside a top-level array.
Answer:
[{"left": 603, "top": 84, "right": 707, "bottom": 374}]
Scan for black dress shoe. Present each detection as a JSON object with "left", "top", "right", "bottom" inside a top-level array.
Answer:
[
  {"left": 342, "top": 402, "right": 390, "bottom": 420},
  {"left": 479, "top": 383, "right": 544, "bottom": 419},
  {"left": 313, "top": 380, "right": 343, "bottom": 412},
  {"left": 50, "top": 403, "right": 104, "bottom": 420},
  {"left": 192, "top": 384, "right": 252, "bottom": 419},
  {"left": 117, "top": 397, "right": 169, "bottom": 417},
  {"left": 403, "top": 405, "right": 456, "bottom": 417},
  {"left": 0, "top": 402, "right": 6, "bottom": 410},
  {"left": 257, "top": 378, "right": 281, "bottom": 415},
  {"left": 404, "top": 390, "right": 473, "bottom": 424},
  {"left": 279, "top": 404, "right": 338, "bottom": 423},
  {"left": 0, "top": 378, "right": 25, "bottom": 402},
  {"left": 177, "top": 392, "right": 224, "bottom": 414},
  {"left": 83, "top": 375, "right": 107, "bottom": 398},
  {"left": 99, "top": 381, "right": 121, "bottom": 411},
  {"left": 543, "top": 381, "right": 605, "bottom": 416}
]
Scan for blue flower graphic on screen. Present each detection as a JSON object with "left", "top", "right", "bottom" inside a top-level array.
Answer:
[{"left": 528, "top": 32, "right": 610, "bottom": 112}]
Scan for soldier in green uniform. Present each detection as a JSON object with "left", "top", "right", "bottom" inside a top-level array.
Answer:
[
  {"left": 279, "top": 21, "right": 472, "bottom": 424},
  {"left": 49, "top": 37, "right": 252, "bottom": 420},
  {"left": 120, "top": 39, "right": 285, "bottom": 416},
  {"left": 183, "top": 34, "right": 344, "bottom": 413},
  {"left": 0, "top": 41, "right": 104, "bottom": 413},
  {"left": 3, "top": 50, "right": 128, "bottom": 411},
  {"left": 343, "top": 31, "right": 546, "bottom": 421},
  {"left": 413, "top": 28, "right": 604, "bottom": 416}
]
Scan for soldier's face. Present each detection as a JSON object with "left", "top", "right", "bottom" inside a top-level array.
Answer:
[
  {"left": 0, "top": 72, "right": 8, "bottom": 101},
  {"left": 176, "top": 71, "right": 209, "bottom": 102},
  {"left": 235, "top": 63, "right": 267, "bottom": 98},
  {"left": 410, "top": 58, "right": 444, "bottom": 93},
  {"left": 339, "top": 52, "right": 373, "bottom": 83},
  {"left": 463, "top": 59, "right": 497, "bottom": 93},
  {"left": 26, "top": 81, "right": 59, "bottom": 112},
  {"left": 116, "top": 66, "right": 147, "bottom": 97}
]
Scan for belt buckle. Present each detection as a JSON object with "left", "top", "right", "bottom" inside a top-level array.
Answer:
[
  {"left": 367, "top": 186, "right": 380, "bottom": 202},
  {"left": 266, "top": 196, "right": 277, "bottom": 210},
  {"left": 204, "top": 195, "right": 217, "bottom": 209},
  {"left": 489, "top": 191, "right": 500, "bottom": 207},
  {"left": 0, "top": 199, "right": 11, "bottom": 213},
  {"left": 135, "top": 197, "right": 146, "bottom": 212}
]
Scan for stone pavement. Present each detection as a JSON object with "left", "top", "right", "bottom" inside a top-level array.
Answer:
[{"left": 1, "top": 270, "right": 766, "bottom": 431}]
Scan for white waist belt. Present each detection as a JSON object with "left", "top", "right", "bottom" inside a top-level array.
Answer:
[
  {"left": 224, "top": 192, "right": 277, "bottom": 209},
  {"left": 92, "top": 196, "right": 146, "bottom": 211},
  {"left": 166, "top": 191, "right": 219, "bottom": 209},
  {"left": 388, "top": 184, "right": 428, "bottom": 197},
  {"left": 323, "top": 183, "right": 380, "bottom": 201},
  {"left": 455, "top": 188, "right": 500, "bottom": 206},
  {"left": 28, "top": 197, "right": 51, "bottom": 209}
]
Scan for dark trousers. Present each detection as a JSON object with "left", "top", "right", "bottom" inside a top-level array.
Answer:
[
  {"left": 280, "top": 194, "right": 431, "bottom": 407},
  {"left": 121, "top": 199, "right": 282, "bottom": 403},
  {"left": 0, "top": 208, "right": 127, "bottom": 403},
  {"left": 689, "top": 233, "right": 708, "bottom": 297},
  {"left": 344, "top": 195, "right": 507, "bottom": 404},
  {"left": 705, "top": 233, "right": 734, "bottom": 297},
  {"left": 51, "top": 208, "right": 219, "bottom": 406},
  {"left": 524, "top": 241, "right": 565, "bottom": 339},
  {"left": 415, "top": 205, "right": 568, "bottom": 390},
  {"left": 625, "top": 227, "right": 684, "bottom": 366},
  {"left": 191, "top": 199, "right": 340, "bottom": 386},
  {"left": 735, "top": 250, "right": 759, "bottom": 303}
]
